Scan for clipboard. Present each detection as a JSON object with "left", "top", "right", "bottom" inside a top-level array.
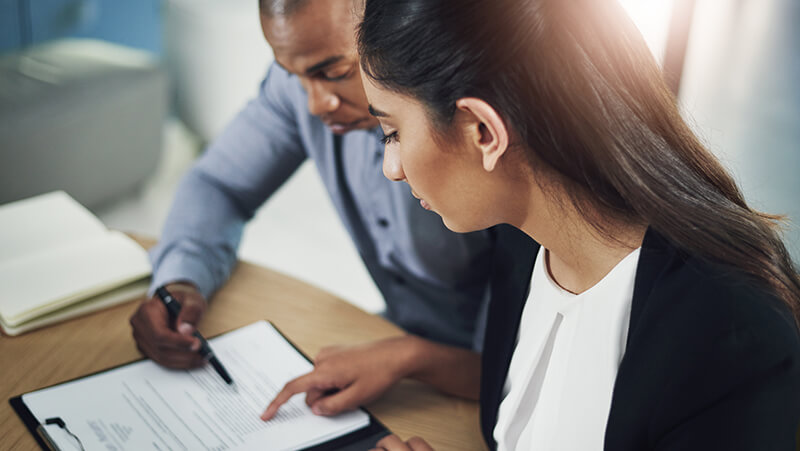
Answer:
[{"left": 9, "top": 321, "right": 391, "bottom": 451}]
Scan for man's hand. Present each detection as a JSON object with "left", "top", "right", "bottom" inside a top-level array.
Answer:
[
  {"left": 261, "top": 336, "right": 418, "bottom": 420},
  {"left": 369, "top": 435, "right": 434, "bottom": 451},
  {"left": 129, "top": 282, "right": 207, "bottom": 368}
]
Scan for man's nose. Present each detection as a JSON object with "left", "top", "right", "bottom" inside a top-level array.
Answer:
[
  {"left": 382, "top": 147, "right": 405, "bottom": 182},
  {"left": 307, "top": 82, "right": 340, "bottom": 116}
]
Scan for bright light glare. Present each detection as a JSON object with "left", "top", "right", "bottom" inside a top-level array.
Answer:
[{"left": 618, "top": 0, "right": 675, "bottom": 65}]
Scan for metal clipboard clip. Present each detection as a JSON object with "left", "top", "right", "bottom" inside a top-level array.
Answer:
[{"left": 36, "top": 417, "right": 85, "bottom": 451}]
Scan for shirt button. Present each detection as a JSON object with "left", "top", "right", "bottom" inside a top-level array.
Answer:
[{"left": 377, "top": 218, "right": 390, "bottom": 228}]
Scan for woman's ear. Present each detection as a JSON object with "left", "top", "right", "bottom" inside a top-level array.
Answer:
[{"left": 455, "top": 98, "right": 509, "bottom": 172}]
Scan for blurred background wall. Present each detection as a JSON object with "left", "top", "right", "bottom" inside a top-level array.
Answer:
[
  {"left": 0, "top": 0, "right": 162, "bottom": 53},
  {"left": 622, "top": 0, "right": 799, "bottom": 259},
  {"left": 1, "top": 0, "right": 798, "bottom": 312},
  {"left": 679, "top": 0, "right": 800, "bottom": 260}
]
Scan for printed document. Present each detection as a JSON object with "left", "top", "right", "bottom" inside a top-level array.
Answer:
[{"left": 22, "top": 321, "right": 370, "bottom": 450}]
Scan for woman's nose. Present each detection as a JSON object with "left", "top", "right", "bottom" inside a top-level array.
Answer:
[{"left": 382, "top": 147, "right": 405, "bottom": 182}]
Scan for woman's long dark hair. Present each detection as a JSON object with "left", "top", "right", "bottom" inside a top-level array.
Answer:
[{"left": 358, "top": 0, "right": 800, "bottom": 324}]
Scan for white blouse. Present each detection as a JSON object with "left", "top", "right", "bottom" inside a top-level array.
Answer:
[{"left": 493, "top": 247, "right": 641, "bottom": 451}]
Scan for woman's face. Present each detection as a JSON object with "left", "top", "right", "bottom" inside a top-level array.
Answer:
[{"left": 361, "top": 71, "right": 509, "bottom": 233}]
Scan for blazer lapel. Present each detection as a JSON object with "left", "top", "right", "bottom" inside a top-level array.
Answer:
[
  {"left": 480, "top": 224, "right": 538, "bottom": 449},
  {"left": 605, "top": 227, "right": 680, "bottom": 450}
]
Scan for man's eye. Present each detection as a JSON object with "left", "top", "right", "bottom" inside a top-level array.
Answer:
[
  {"left": 380, "top": 131, "right": 398, "bottom": 145},
  {"left": 323, "top": 68, "right": 351, "bottom": 81}
]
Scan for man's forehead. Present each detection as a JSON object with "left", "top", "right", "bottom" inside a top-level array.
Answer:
[
  {"left": 275, "top": 54, "right": 350, "bottom": 77},
  {"left": 261, "top": 3, "right": 356, "bottom": 74}
]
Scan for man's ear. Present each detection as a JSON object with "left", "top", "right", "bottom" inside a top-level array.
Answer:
[{"left": 455, "top": 98, "right": 509, "bottom": 172}]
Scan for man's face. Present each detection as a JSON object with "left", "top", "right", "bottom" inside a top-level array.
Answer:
[{"left": 260, "top": 0, "right": 378, "bottom": 134}]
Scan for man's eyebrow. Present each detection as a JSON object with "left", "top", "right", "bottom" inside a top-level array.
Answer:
[
  {"left": 305, "top": 56, "right": 346, "bottom": 75},
  {"left": 368, "top": 104, "right": 389, "bottom": 117}
]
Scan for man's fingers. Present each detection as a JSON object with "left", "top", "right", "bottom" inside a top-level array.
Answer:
[
  {"left": 261, "top": 373, "right": 341, "bottom": 421},
  {"left": 130, "top": 288, "right": 206, "bottom": 368},
  {"left": 175, "top": 296, "right": 205, "bottom": 335},
  {"left": 135, "top": 341, "right": 151, "bottom": 359},
  {"left": 151, "top": 326, "right": 200, "bottom": 350},
  {"left": 132, "top": 331, "right": 205, "bottom": 368},
  {"left": 133, "top": 327, "right": 201, "bottom": 361},
  {"left": 131, "top": 297, "right": 198, "bottom": 347},
  {"left": 134, "top": 299, "right": 195, "bottom": 346},
  {"left": 130, "top": 298, "right": 165, "bottom": 333},
  {"left": 142, "top": 296, "right": 169, "bottom": 326},
  {"left": 154, "top": 348, "right": 206, "bottom": 369}
]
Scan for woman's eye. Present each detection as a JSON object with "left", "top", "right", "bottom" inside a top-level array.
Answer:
[{"left": 380, "top": 131, "right": 399, "bottom": 145}]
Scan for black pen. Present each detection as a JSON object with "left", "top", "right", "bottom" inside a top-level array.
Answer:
[{"left": 155, "top": 286, "right": 234, "bottom": 385}]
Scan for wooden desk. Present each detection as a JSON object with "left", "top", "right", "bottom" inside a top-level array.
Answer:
[{"left": 0, "top": 240, "right": 487, "bottom": 450}]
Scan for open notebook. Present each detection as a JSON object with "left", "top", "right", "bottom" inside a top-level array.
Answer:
[
  {"left": 0, "top": 191, "right": 151, "bottom": 335},
  {"left": 11, "top": 321, "right": 390, "bottom": 450}
]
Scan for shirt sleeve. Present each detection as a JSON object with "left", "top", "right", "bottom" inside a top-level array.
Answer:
[{"left": 148, "top": 64, "right": 307, "bottom": 299}]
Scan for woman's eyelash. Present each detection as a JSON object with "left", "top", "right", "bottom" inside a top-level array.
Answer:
[{"left": 380, "top": 131, "right": 398, "bottom": 144}]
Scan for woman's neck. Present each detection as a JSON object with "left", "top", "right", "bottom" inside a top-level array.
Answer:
[{"left": 516, "top": 188, "right": 647, "bottom": 294}]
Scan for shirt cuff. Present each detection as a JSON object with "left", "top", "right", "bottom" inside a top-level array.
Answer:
[{"left": 148, "top": 250, "right": 218, "bottom": 301}]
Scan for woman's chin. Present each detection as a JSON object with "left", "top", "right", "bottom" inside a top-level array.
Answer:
[
  {"left": 441, "top": 216, "right": 478, "bottom": 234},
  {"left": 441, "top": 212, "right": 501, "bottom": 234}
]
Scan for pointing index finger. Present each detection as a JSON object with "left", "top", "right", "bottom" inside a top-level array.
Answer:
[{"left": 260, "top": 372, "right": 339, "bottom": 421}]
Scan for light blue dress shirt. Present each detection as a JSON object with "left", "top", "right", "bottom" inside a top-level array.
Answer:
[{"left": 149, "top": 64, "right": 496, "bottom": 349}]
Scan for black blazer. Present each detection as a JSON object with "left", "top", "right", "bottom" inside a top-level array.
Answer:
[{"left": 480, "top": 225, "right": 800, "bottom": 450}]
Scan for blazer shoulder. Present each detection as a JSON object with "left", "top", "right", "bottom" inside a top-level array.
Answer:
[
  {"left": 653, "top": 256, "right": 799, "bottom": 349},
  {"left": 632, "top": 254, "right": 800, "bottom": 418},
  {"left": 611, "top": 253, "right": 800, "bottom": 449}
]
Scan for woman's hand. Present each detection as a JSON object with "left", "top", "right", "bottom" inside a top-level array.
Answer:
[
  {"left": 369, "top": 434, "right": 434, "bottom": 451},
  {"left": 261, "top": 336, "right": 418, "bottom": 420}
]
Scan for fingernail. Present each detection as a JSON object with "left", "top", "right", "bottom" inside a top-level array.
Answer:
[
  {"left": 191, "top": 340, "right": 201, "bottom": 352},
  {"left": 312, "top": 405, "right": 323, "bottom": 415},
  {"left": 178, "top": 322, "right": 193, "bottom": 335}
]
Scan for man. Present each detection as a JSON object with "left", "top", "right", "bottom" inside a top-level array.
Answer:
[{"left": 130, "top": 0, "right": 493, "bottom": 415}]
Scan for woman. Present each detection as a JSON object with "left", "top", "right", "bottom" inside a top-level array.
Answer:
[{"left": 354, "top": 0, "right": 800, "bottom": 449}]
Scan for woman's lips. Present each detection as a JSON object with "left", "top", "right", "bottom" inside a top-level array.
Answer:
[{"left": 411, "top": 190, "right": 431, "bottom": 210}]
